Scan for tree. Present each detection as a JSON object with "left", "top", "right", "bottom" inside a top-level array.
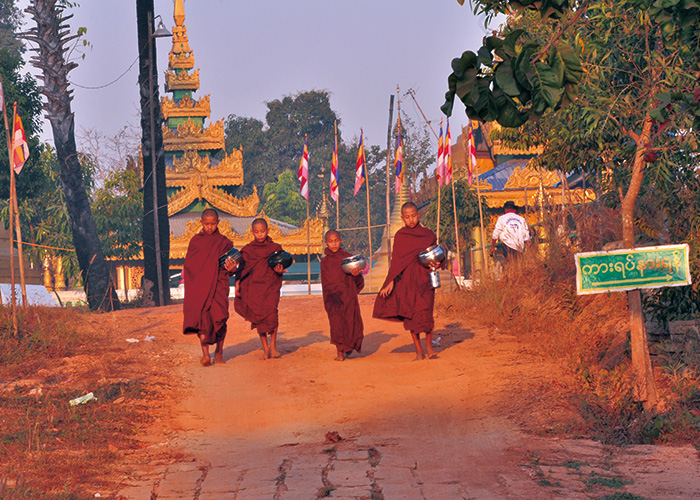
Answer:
[
  {"left": 21, "top": 0, "right": 119, "bottom": 311},
  {"left": 261, "top": 170, "right": 307, "bottom": 225},
  {"left": 136, "top": 0, "right": 170, "bottom": 306},
  {"left": 224, "top": 90, "right": 339, "bottom": 210}
]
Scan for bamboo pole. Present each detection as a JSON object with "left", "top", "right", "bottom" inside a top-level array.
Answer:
[
  {"left": 9, "top": 104, "right": 27, "bottom": 306},
  {"left": 364, "top": 141, "right": 372, "bottom": 293},
  {"left": 306, "top": 198, "right": 311, "bottom": 295},
  {"left": 462, "top": 125, "right": 488, "bottom": 277},
  {"left": 385, "top": 95, "right": 394, "bottom": 267},
  {"left": 11, "top": 174, "right": 27, "bottom": 307},
  {"left": 450, "top": 171, "right": 461, "bottom": 278},
  {"left": 334, "top": 119, "right": 339, "bottom": 230},
  {"left": 2, "top": 97, "right": 17, "bottom": 334},
  {"left": 437, "top": 118, "right": 443, "bottom": 244}
]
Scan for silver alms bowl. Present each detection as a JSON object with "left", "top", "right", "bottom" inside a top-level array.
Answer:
[
  {"left": 417, "top": 244, "right": 445, "bottom": 266},
  {"left": 341, "top": 254, "right": 366, "bottom": 274}
]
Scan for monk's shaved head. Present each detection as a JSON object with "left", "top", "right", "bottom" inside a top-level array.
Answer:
[
  {"left": 251, "top": 218, "right": 268, "bottom": 230},
  {"left": 325, "top": 229, "right": 341, "bottom": 242},
  {"left": 401, "top": 201, "right": 418, "bottom": 214},
  {"left": 202, "top": 208, "right": 219, "bottom": 220}
]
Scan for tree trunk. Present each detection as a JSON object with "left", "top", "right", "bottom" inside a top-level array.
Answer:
[
  {"left": 22, "top": 0, "right": 120, "bottom": 311},
  {"left": 622, "top": 112, "right": 658, "bottom": 408},
  {"left": 136, "top": 0, "right": 170, "bottom": 306}
]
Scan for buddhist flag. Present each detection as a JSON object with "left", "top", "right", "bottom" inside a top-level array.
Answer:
[
  {"left": 444, "top": 118, "right": 452, "bottom": 185},
  {"left": 298, "top": 135, "right": 309, "bottom": 200},
  {"left": 353, "top": 129, "right": 365, "bottom": 196},
  {"left": 330, "top": 131, "right": 339, "bottom": 202},
  {"left": 467, "top": 121, "right": 477, "bottom": 186},
  {"left": 394, "top": 117, "right": 404, "bottom": 194},
  {"left": 436, "top": 119, "right": 444, "bottom": 187},
  {"left": 11, "top": 103, "right": 29, "bottom": 175}
]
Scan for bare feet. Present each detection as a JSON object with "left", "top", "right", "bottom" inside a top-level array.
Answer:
[
  {"left": 214, "top": 353, "right": 225, "bottom": 364},
  {"left": 270, "top": 348, "right": 281, "bottom": 359},
  {"left": 200, "top": 356, "right": 212, "bottom": 367},
  {"left": 426, "top": 349, "right": 438, "bottom": 359},
  {"left": 335, "top": 351, "right": 346, "bottom": 362},
  {"left": 413, "top": 353, "right": 425, "bottom": 361},
  {"left": 261, "top": 349, "right": 271, "bottom": 360}
]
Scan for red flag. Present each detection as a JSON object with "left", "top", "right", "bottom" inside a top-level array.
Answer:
[
  {"left": 444, "top": 118, "right": 452, "bottom": 185},
  {"left": 298, "top": 135, "right": 309, "bottom": 200},
  {"left": 330, "top": 129, "right": 339, "bottom": 202},
  {"left": 436, "top": 119, "right": 444, "bottom": 187},
  {"left": 353, "top": 129, "right": 365, "bottom": 196},
  {"left": 467, "top": 121, "right": 477, "bottom": 186},
  {"left": 11, "top": 103, "right": 29, "bottom": 175},
  {"left": 394, "top": 116, "right": 404, "bottom": 194},
  {"left": 0, "top": 73, "right": 5, "bottom": 112}
]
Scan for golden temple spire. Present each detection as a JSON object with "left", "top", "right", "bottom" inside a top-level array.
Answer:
[{"left": 174, "top": 0, "right": 185, "bottom": 27}]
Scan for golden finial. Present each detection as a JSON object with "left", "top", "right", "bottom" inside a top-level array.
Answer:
[{"left": 174, "top": 0, "right": 185, "bottom": 27}]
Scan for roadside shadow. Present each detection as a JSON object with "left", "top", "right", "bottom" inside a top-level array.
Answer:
[
  {"left": 277, "top": 330, "right": 328, "bottom": 355},
  {"left": 223, "top": 337, "right": 265, "bottom": 360},
  {"left": 357, "top": 330, "right": 397, "bottom": 357},
  {"left": 389, "top": 322, "right": 474, "bottom": 355},
  {"left": 432, "top": 322, "right": 475, "bottom": 350}
]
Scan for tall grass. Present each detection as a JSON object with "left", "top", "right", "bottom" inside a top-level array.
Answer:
[{"left": 439, "top": 206, "right": 700, "bottom": 444}]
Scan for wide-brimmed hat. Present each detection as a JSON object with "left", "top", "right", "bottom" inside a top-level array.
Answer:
[{"left": 504, "top": 200, "right": 517, "bottom": 210}]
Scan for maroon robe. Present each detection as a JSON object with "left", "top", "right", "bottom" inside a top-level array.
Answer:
[
  {"left": 182, "top": 229, "right": 233, "bottom": 344},
  {"left": 321, "top": 247, "right": 364, "bottom": 353},
  {"left": 234, "top": 236, "right": 283, "bottom": 334},
  {"left": 373, "top": 224, "right": 437, "bottom": 333}
]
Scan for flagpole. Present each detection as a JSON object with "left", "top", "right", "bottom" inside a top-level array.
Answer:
[
  {"left": 307, "top": 197, "right": 311, "bottom": 295},
  {"left": 363, "top": 137, "right": 373, "bottom": 293},
  {"left": 2, "top": 95, "right": 18, "bottom": 335},
  {"left": 334, "top": 120, "right": 339, "bottom": 229},
  {"left": 9, "top": 106, "right": 27, "bottom": 307},
  {"left": 11, "top": 166, "right": 27, "bottom": 306},
  {"left": 448, "top": 123, "right": 461, "bottom": 278},
  {"left": 385, "top": 94, "right": 394, "bottom": 267},
  {"left": 436, "top": 118, "right": 443, "bottom": 244},
  {"left": 463, "top": 125, "right": 488, "bottom": 277}
]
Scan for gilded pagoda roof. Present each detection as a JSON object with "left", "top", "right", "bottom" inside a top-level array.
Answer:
[
  {"left": 161, "top": 94, "right": 210, "bottom": 120},
  {"left": 162, "top": 119, "right": 225, "bottom": 152}
]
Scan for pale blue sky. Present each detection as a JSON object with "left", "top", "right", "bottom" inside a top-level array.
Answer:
[{"left": 20, "top": 0, "right": 495, "bottom": 151}]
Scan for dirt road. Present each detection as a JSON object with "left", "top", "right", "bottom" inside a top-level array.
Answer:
[{"left": 115, "top": 295, "right": 700, "bottom": 500}]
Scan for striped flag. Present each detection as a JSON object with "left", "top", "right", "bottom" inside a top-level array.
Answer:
[
  {"left": 298, "top": 135, "right": 309, "bottom": 200},
  {"left": 444, "top": 118, "right": 452, "bottom": 185},
  {"left": 330, "top": 130, "right": 339, "bottom": 202},
  {"left": 394, "top": 117, "right": 404, "bottom": 194},
  {"left": 436, "top": 119, "right": 444, "bottom": 187},
  {"left": 0, "top": 73, "right": 5, "bottom": 111},
  {"left": 467, "top": 121, "right": 477, "bottom": 186},
  {"left": 11, "top": 103, "right": 29, "bottom": 175},
  {"left": 353, "top": 129, "right": 365, "bottom": 196}
]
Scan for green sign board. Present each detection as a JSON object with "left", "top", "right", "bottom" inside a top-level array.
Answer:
[{"left": 575, "top": 244, "right": 691, "bottom": 295}]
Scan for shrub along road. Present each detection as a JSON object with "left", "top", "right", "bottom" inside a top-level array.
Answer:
[{"left": 115, "top": 295, "right": 700, "bottom": 500}]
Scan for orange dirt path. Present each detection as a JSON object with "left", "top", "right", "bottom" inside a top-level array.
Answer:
[{"left": 115, "top": 295, "right": 700, "bottom": 500}]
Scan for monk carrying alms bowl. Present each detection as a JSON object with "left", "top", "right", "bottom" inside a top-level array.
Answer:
[{"left": 418, "top": 244, "right": 445, "bottom": 289}]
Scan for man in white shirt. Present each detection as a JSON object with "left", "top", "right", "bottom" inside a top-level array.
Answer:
[{"left": 490, "top": 200, "right": 530, "bottom": 260}]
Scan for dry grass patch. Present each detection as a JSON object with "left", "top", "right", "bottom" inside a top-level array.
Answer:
[{"left": 0, "top": 306, "right": 176, "bottom": 499}]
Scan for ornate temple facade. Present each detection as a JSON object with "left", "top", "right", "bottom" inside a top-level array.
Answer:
[{"left": 113, "top": 0, "right": 323, "bottom": 292}]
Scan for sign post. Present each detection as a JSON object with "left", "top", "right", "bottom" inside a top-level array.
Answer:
[{"left": 575, "top": 244, "right": 691, "bottom": 295}]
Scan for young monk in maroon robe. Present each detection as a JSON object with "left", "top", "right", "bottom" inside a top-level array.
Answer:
[
  {"left": 373, "top": 202, "right": 442, "bottom": 360},
  {"left": 321, "top": 230, "right": 364, "bottom": 361},
  {"left": 183, "top": 208, "right": 237, "bottom": 366},
  {"left": 234, "top": 218, "right": 286, "bottom": 359}
]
